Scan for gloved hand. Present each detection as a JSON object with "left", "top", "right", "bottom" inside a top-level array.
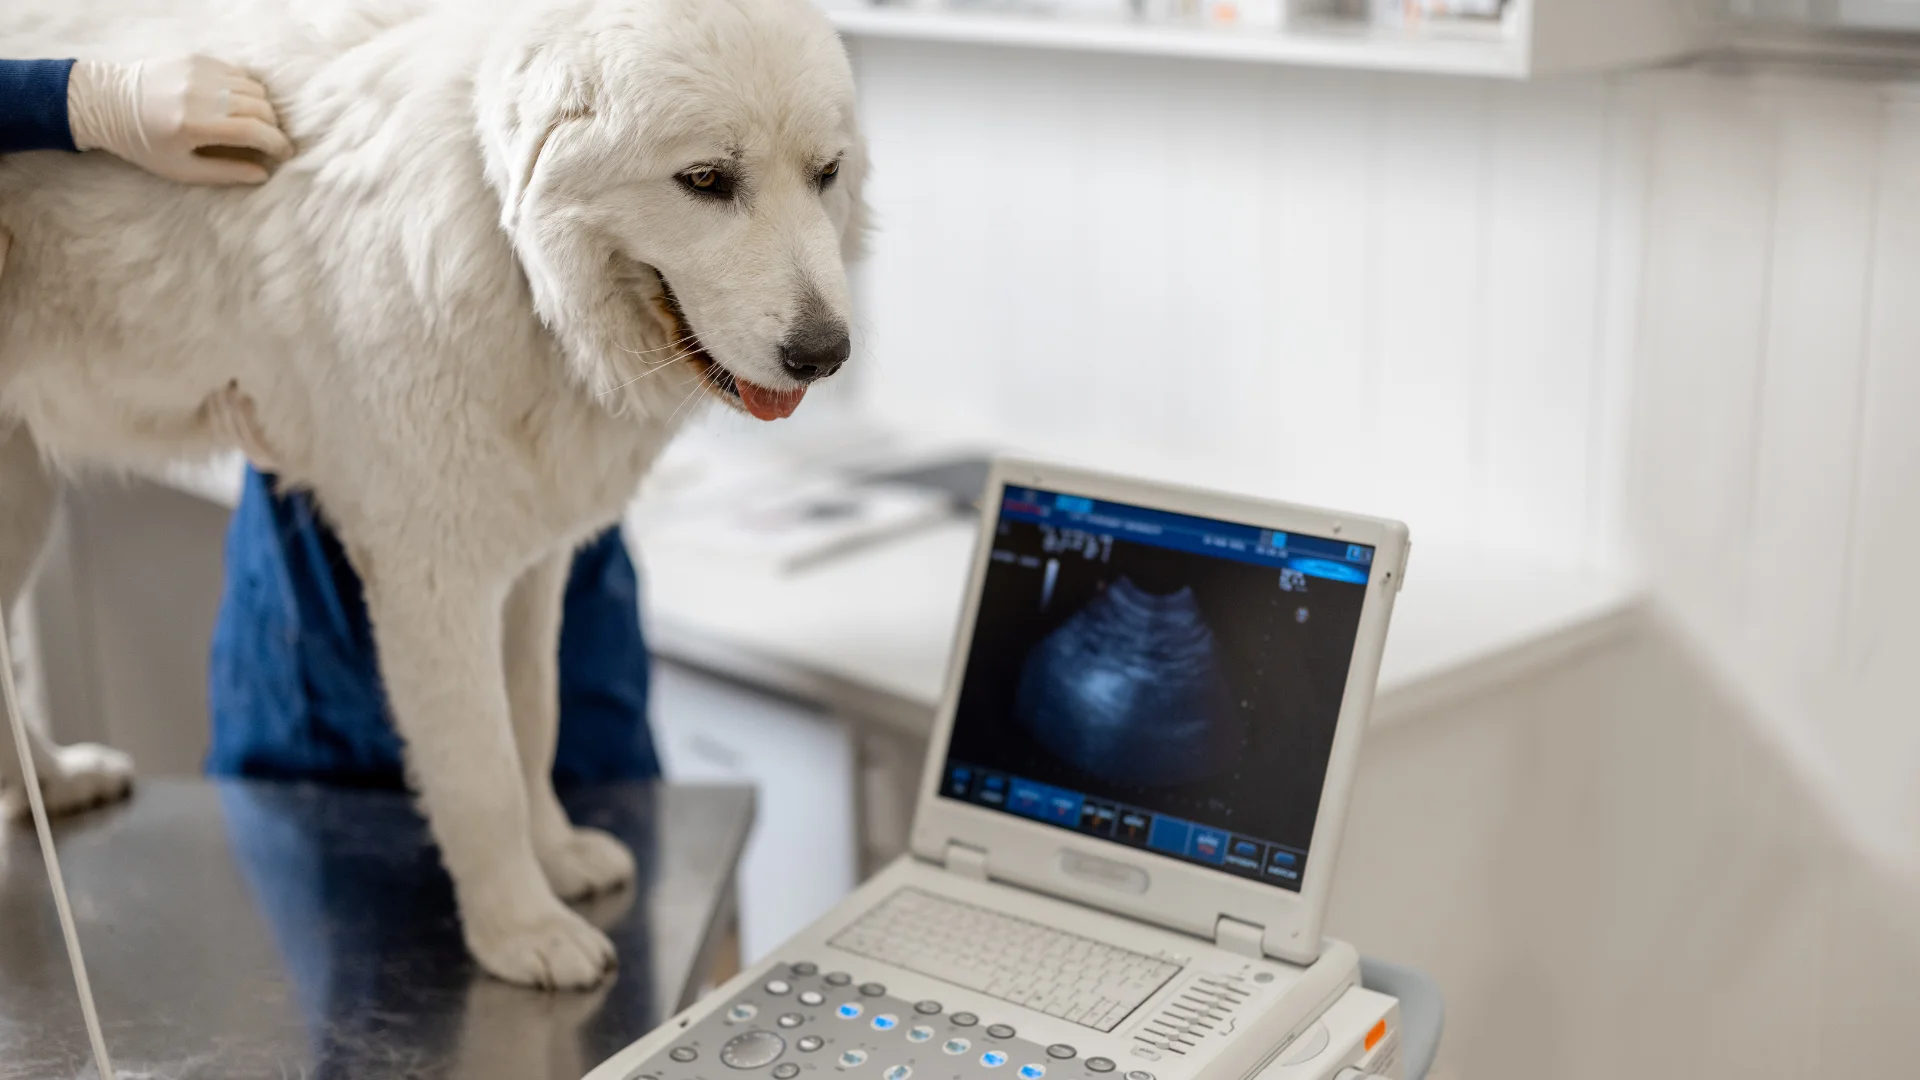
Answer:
[{"left": 66, "top": 55, "right": 294, "bottom": 185}]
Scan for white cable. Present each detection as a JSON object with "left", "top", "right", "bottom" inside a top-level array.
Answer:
[{"left": 0, "top": 605, "right": 115, "bottom": 1080}]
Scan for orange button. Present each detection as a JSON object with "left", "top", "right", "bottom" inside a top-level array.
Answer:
[{"left": 1364, "top": 1020, "right": 1387, "bottom": 1052}]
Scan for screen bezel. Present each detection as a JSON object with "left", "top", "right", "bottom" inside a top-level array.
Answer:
[{"left": 909, "top": 457, "right": 1409, "bottom": 965}]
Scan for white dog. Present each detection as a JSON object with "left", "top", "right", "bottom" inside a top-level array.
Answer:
[{"left": 0, "top": 0, "right": 867, "bottom": 988}]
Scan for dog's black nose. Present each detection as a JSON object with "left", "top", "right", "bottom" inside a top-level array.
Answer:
[{"left": 779, "top": 331, "right": 850, "bottom": 384}]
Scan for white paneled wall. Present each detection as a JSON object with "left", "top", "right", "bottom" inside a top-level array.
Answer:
[
  {"left": 1631, "top": 70, "right": 1920, "bottom": 877},
  {"left": 851, "top": 40, "right": 1640, "bottom": 570}
]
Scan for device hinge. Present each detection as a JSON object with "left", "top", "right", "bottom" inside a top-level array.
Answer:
[
  {"left": 944, "top": 842, "right": 989, "bottom": 881},
  {"left": 1214, "top": 915, "right": 1266, "bottom": 959}
]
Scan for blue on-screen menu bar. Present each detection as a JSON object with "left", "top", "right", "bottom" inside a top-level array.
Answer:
[
  {"left": 999, "top": 488, "right": 1373, "bottom": 584},
  {"left": 943, "top": 763, "right": 1307, "bottom": 891}
]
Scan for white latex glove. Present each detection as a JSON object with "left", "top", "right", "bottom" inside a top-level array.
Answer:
[{"left": 66, "top": 55, "right": 294, "bottom": 186}]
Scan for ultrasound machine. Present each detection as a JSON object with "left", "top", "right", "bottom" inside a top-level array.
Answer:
[{"left": 588, "top": 458, "right": 1420, "bottom": 1080}]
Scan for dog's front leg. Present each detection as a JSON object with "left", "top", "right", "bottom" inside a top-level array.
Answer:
[
  {"left": 503, "top": 550, "right": 636, "bottom": 900},
  {"left": 363, "top": 558, "right": 614, "bottom": 990}
]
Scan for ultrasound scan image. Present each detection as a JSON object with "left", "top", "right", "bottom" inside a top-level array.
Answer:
[{"left": 1013, "top": 577, "right": 1241, "bottom": 788}]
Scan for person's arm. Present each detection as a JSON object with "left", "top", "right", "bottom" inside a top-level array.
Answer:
[
  {"left": 0, "top": 59, "right": 78, "bottom": 154},
  {"left": 0, "top": 55, "right": 293, "bottom": 184}
]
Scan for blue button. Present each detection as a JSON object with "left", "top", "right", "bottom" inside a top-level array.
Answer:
[
  {"left": 885, "top": 1067, "right": 912, "bottom": 1080},
  {"left": 981, "top": 1052, "right": 1009, "bottom": 1069},
  {"left": 1187, "top": 827, "right": 1228, "bottom": 865},
  {"left": 872, "top": 1014, "right": 898, "bottom": 1031},
  {"left": 837, "top": 1003, "right": 864, "bottom": 1019},
  {"left": 1147, "top": 816, "right": 1191, "bottom": 856},
  {"left": 943, "top": 1038, "right": 971, "bottom": 1055},
  {"left": 1020, "top": 1066, "right": 1047, "bottom": 1079}
]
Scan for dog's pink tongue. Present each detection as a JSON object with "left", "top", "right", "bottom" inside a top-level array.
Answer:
[{"left": 737, "top": 379, "right": 807, "bottom": 421}]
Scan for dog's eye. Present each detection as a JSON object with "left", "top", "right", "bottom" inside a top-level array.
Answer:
[
  {"left": 817, "top": 159, "right": 840, "bottom": 190},
  {"left": 678, "top": 166, "right": 736, "bottom": 200}
]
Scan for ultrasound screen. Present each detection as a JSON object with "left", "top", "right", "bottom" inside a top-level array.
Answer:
[{"left": 938, "top": 487, "right": 1373, "bottom": 891}]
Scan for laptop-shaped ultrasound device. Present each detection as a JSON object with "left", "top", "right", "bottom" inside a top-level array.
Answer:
[{"left": 590, "top": 459, "right": 1411, "bottom": 1080}]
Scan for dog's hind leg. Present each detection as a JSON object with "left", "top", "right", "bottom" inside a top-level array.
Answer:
[
  {"left": 503, "top": 549, "right": 637, "bottom": 901},
  {"left": 358, "top": 545, "right": 615, "bottom": 989},
  {"left": 0, "top": 422, "right": 134, "bottom": 819}
]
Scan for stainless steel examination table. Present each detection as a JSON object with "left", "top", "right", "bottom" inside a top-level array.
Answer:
[{"left": 0, "top": 780, "right": 1443, "bottom": 1080}]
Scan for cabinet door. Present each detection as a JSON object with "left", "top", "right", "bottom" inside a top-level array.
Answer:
[{"left": 652, "top": 660, "right": 859, "bottom": 961}]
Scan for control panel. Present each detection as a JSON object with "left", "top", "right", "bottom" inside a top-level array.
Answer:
[{"left": 624, "top": 960, "right": 1164, "bottom": 1080}]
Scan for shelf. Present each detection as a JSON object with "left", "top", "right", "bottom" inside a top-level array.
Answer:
[{"left": 827, "top": 6, "right": 1530, "bottom": 76}]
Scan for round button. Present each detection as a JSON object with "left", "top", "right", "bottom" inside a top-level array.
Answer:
[
  {"left": 986, "top": 1024, "right": 1016, "bottom": 1040},
  {"left": 942, "top": 1038, "right": 971, "bottom": 1056},
  {"left": 981, "top": 1051, "right": 1009, "bottom": 1069},
  {"left": 1129, "top": 1047, "right": 1160, "bottom": 1062},
  {"left": 728, "top": 1003, "right": 760, "bottom": 1023},
  {"left": 778, "top": 1013, "right": 804, "bottom": 1029},
  {"left": 670, "top": 1048, "right": 698, "bottom": 1063},
  {"left": 798, "top": 1036, "right": 824, "bottom": 1052},
  {"left": 767, "top": 980, "right": 793, "bottom": 996},
  {"left": 906, "top": 1025, "right": 935, "bottom": 1043},
  {"left": 792, "top": 962, "right": 819, "bottom": 976},
  {"left": 1126, "top": 1071, "right": 1155, "bottom": 1080},
  {"left": 838, "top": 1049, "right": 868, "bottom": 1068},
  {"left": 836, "top": 1003, "right": 864, "bottom": 1020},
  {"left": 871, "top": 1014, "right": 899, "bottom": 1031},
  {"left": 1253, "top": 972, "right": 1274, "bottom": 984},
  {"left": 799, "top": 991, "right": 825, "bottom": 1006},
  {"left": 775, "top": 1066, "right": 801, "bottom": 1080},
  {"left": 1019, "top": 1066, "right": 1047, "bottom": 1080},
  {"left": 859, "top": 983, "right": 887, "bottom": 997},
  {"left": 1086, "top": 1059, "right": 1115, "bottom": 1073},
  {"left": 825, "top": 972, "right": 852, "bottom": 987},
  {"left": 1046, "top": 1045, "right": 1076, "bottom": 1060},
  {"left": 884, "top": 1067, "right": 913, "bottom": 1080},
  {"left": 950, "top": 1013, "right": 978, "bottom": 1028},
  {"left": 722, "top": 1031, "right": 788, "bottom": 1070},
  {"left": 913, "top": 1000, "right": 942, "bottom": 1015}
]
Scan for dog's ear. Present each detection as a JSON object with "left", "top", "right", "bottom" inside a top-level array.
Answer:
[
  {"left": 476, "top": 27, "right": 598, "bottom": 233},
  {"left": 838, "top": 132, "right": 873, "bottom": 266}
]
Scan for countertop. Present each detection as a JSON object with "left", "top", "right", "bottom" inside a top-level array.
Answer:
[{"left": 0, "top": 778, "right": 754, "bottom": 1080}]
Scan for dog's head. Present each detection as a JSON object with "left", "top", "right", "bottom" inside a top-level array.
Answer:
[{"left": 477, "top": 0, "right": 868, "bottom": 422}]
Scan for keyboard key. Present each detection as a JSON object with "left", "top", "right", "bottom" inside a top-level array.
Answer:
[
  {"left": 1019, "top": 1067, "right": 1046, "bottom": 1080},
  {"left": 798, "top": 1037, "right": 824, "bottom": 1053},
  {"left": 778, "top": 1014, "right": 804, "bottom": 1028},
  {"left": 907, "top": 1026, "right": 935, "bottom": 1043},
  {"left": 981, "top": 1051, "right": 1009, "bottom": 1069},
  {"left": 775, "top": 1066, "right": 801, "bottom": 1079},
  {"left": 766, "top": 980, "right": 792, "bottom": 995},
  {"left": 885, "top": 1067, "right": 912, "bottom": 1080},
  {"left": 800, "top": 991, "right": 825, "bottom": 1006},
  {"left": 860, "top": 983, "right": 887, "bottom": 998},
  {"left": 826, "top": 972, "right": 852, "bottom": 987},
  {"left": 943, "top": 1039, "right": 971, "bottom": 1056},
  {"left": 792, "top": 962, "right": 819, "bottom": 976},
  {"left": 1046, "top": 1045, "right": 1076, "bottom": 1059},
  {"left": 836, "top": 1003, "right": 864, "bottom": 1019},
  {"left": 987, "top": 1025, "right": 1016, "bottom": 1040},
  {"left": 728, "top": 1004, "right": 758, "bottom": 1023},
  {"left": 1086, "top": 1059, "right": 1115, "bottom": 1073},
  {"left": 914, "top": 1000, "right": 942, "bottom": 1015},
  {"left": 839, "top": 1050, "right": 868, "bottom": 1068},
  {"left": 871, "top": 1015, "right": 899, "bottom": 1031},
  {"left": 670, "top": 1048, "right": 697, "bottom": 1063}
]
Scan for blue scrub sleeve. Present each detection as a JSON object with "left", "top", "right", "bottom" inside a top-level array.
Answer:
[
  {"left": 0, "top": 59, "right": 78, "bottom": 154},
  {"left": 207, "top": 468, "right": 660, "bottom": 788}
]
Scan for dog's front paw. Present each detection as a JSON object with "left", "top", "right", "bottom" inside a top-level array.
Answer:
[
  {"left": 2, "top": 743, "right": 135, "bottom": 820},
  {"left": 466, "top": 895, "right": 618, "bottom": 990},
  {"left": 537, "top": 826, "right": 636, "bottom": 901}
]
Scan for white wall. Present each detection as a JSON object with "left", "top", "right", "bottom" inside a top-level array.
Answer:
[
  {"left": 850, "top": 40, "right": 1642, "bottom": 571},
  {"left": 1630, "top": 68, "right": 1920, "bottom": 885}
]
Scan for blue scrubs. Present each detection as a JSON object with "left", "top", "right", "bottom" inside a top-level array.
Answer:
[
  {"left": 0, "top": 59, "right": 78, "bottom": 154},
  {"left": 207, "top": 468, "right": 660, "bottom": 788}
]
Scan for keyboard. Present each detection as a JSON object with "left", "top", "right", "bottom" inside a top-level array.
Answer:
[{"left": 828, "top": 888, "right": 1183, "bottom": 1032}]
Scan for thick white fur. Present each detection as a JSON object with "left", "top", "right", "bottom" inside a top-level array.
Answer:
[{"left": 0, "top": 0, "right": 867, "bottom": 988}]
